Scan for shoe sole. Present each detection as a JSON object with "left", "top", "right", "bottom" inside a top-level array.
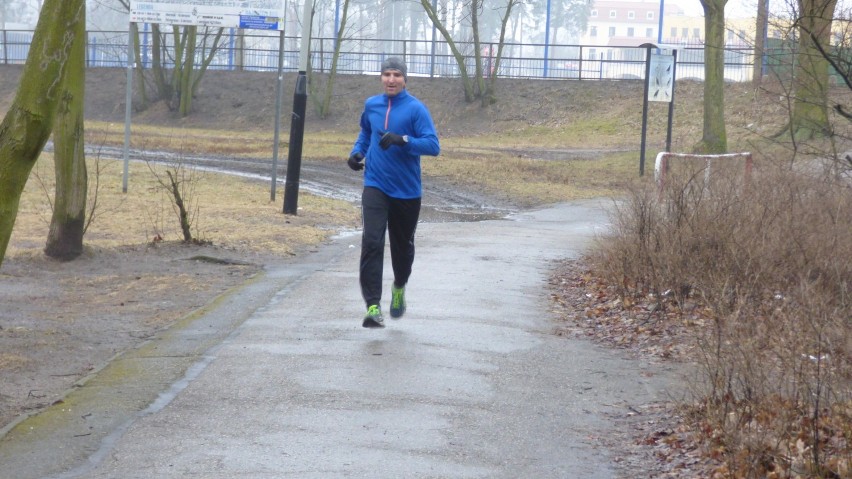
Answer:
[
  {"left": 362, "top": 317, "right": 385, "bottom": 328},
  {"left": 390, "top": 308, "right": 405, "bottom": 319}
]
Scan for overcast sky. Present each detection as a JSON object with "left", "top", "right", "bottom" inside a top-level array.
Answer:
[{"left": 674, "top": 0, "right": 759, "bottom": 19}]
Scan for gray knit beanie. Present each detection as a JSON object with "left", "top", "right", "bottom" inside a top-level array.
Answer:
[{"left": 381, "top": 56, "right": 407, "bottom": 81}]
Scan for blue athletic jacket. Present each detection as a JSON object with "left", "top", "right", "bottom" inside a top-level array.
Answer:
[{"left": 351, "top": 89, "right": 440, "bottom": 199}]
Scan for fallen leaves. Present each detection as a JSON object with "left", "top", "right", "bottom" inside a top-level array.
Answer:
[
  {"left": 549, "top": 258, "right": 708, "bottom": 362},
  {"left": 549, "top": 258, "right": 852, "bottom": 479}
]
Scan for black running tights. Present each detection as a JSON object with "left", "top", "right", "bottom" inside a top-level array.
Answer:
[{"left": 359, "top": 187, "right": 421, "bottom": 307}]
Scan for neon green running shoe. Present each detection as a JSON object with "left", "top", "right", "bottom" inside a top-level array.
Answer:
[
  {"left": 390, "top": 284, "right": 406, "bottom": 319},
  {"left": 362, "top": 304, "right": 385, "bottom": 328}
]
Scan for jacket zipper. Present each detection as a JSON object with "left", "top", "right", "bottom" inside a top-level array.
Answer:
[{"left": 384, "top": 98, "right": 392, "bottom": 130}]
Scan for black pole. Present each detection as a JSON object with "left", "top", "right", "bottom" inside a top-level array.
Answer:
[
  {"left": 283, "top": 72, "right": 307, "bottom": 215},
  {"left": 639, "top": 45, "right": 652, "bottom": 176}
]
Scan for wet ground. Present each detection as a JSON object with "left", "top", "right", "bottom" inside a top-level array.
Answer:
[
  {"left": 76, "top": 144, "right": 517, "bottom": 223},
  {"left": 0, "top": 200, "right": 683, "bottom": 479}
]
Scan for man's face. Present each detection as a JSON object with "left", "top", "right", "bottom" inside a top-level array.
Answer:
[{"left": 382, "top": 69, "right": 406, "bottom": 97}]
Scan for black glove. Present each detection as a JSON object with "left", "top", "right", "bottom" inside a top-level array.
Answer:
[
  {"left": 347, "top": 152, "right": 365, "bottom": 171},
  {"left": 379, "top": 131, "right": 407, "bottom": 150}
]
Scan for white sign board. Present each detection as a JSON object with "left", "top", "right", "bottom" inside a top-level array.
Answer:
[
  {"left": 649, "top": 53, "right": 674, "bottom": 103},
  {"left": 130, "top": 1, "right": 285, "bottom": 30}
]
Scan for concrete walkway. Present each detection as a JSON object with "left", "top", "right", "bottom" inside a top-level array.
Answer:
[{"left": 0, "top": 200, "right": 680, "bottom": 479}]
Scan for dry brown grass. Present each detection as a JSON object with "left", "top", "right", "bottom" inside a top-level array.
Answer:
[
  {"left": 0, "top": 353, "right": 28, "bottom": 371},
  {"left": 425, "top": 148, "right": 640, "bottom": 206},
  {"left": 86, "top": 122, "right": 278, "bottom": 158},
  {"left": 589, "top": 152, "right": 852, "bottom": 477},
  {"left": 9, "top": 152, "right": 360, "bottom": 259}
]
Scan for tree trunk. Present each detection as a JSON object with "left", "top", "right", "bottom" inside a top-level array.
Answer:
[
  {"left": 166, "top": 170, "right": 193, "bottom": 243},
  {"left": 152, "top": 24, "right": 171, "bottom": 101},
  {"left": 179, "top": 27, "right": 197, "bottom": 117},
  {"left": 45, "top": 4, "right": 87, "bottom": 261},
  {"left": 791, "top": 0, "right": 838, "bottom": 140},
  {"left": 0, "top": 0, "right": 85, "bottom": 267},
  {"left": 170, "top": 26, "right": 187, "bottom": 108},
  {"left": 696, "top": 0, "right": 728, "bottom": 154},
  {"left": 752, "top": 0, "right": 768, "bottom": 84},
  {"left": 191, "top": 28, "right": 225, "bottom": 98},
  {"left": 131, "top": 22, "right": 148, "bottom": 109},
  {"left": 471, "top": 0, "right": 485, "bottom": 98}
]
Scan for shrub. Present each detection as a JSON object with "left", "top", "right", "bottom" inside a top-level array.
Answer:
[{"left": 590, "top": 157, "right": 851, "bottom": 477}]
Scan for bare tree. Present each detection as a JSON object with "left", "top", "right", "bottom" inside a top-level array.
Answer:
[
  {"left": 314, "top": 0, "right": 352, "bottom": 119},
  {"left": 164, "top": 25, "right": 226, "bottom": 117},
  {"left": 696, "top": 0, "right": 729, "bottom": 153},
  {"left": 789, "top": 0, "right": 838, "bottom": 140},
  {"left": 0, "top": 0, "right": 85, "bottom": 267},
  {"left": 482, "top": 0, "right": 521, "bottom": 106},
  {"left": 420, "top": 0, "right": 526, "bottom": 104},
  {"left": 146, "top": 158, "right": 203, "bottom": 244},
  {"left": 112, "top": 0, "right": 225, "bottom": 116}
]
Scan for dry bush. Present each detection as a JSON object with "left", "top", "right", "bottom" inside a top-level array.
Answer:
[{"left": 590, "top": 157, "right": 851, "bottom": 478}]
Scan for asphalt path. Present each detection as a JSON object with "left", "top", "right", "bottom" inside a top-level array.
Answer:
[{"left": 0, "top": 199, "right": 682, "bottom": 478}]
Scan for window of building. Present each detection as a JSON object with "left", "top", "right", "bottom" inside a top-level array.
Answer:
[
  {"left": 590, "top": 9, "right": 597, "bottom": 17},
  {"left": 628, "top": 11, "right": 635, "bottom": 19},
  {"left": 588, "top": 48, "right": 597, "bottom": 59},
  {"left": 590, "top": 26, "right": 597, "bottom": 37},
  {"left": 609, "top": 10, "right": 616, "bottom": 18},
  {"left": 693, "top": 28, "right": 700, "bottom": 38},
  {"left": 647, "top": 11, "right": 654, "bottom": 20},
  {"left": 670, "top": 27, "right": 677, "bottom": 38},
  {"left": 627, "top": 27, "right": 635, "bottom": 37},
  {"left": 608, "top": 26, "right": 616, "bottom": 37},
  {"left": 681, "top": 27, "right": 688, "bottom": 38},
  {"left": 646, "top": 28, "right": 653, "bottom": 38},
  {"left": 727, "top": 30, "right": 734, "bottom": 41}
]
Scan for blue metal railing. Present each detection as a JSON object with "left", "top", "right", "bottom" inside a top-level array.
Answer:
[{"left": 0, "top": 28, "right": 765, "bottom": 82}]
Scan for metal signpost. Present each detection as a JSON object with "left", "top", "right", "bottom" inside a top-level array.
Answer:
[
  {"left": 639, "top": 42, "right": 678, "bottom": 176},
  {"left": 124, "top": 1, "right": 286, "bottom": 195}
]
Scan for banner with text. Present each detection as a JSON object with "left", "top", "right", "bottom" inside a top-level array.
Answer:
[{"left": 130, "top": 1, "right": 285, "bottom": 30}]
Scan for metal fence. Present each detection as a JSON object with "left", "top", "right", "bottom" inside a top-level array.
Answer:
[{"left": 0, "top": 28, "right": 769, "bottom": 82}]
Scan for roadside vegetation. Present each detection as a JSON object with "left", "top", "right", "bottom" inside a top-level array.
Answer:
[
  {"left": 549, "top": 88, "right": 852, "bottom": 479},
  {"left": 6, "top": 70, "right": 851, "bottom": 478},
  {"left": 11, "top": 148, "right": 360, "bottom": 259},
  {"left": 578, "top": 154, "right": 851, "bottom": 477}
]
